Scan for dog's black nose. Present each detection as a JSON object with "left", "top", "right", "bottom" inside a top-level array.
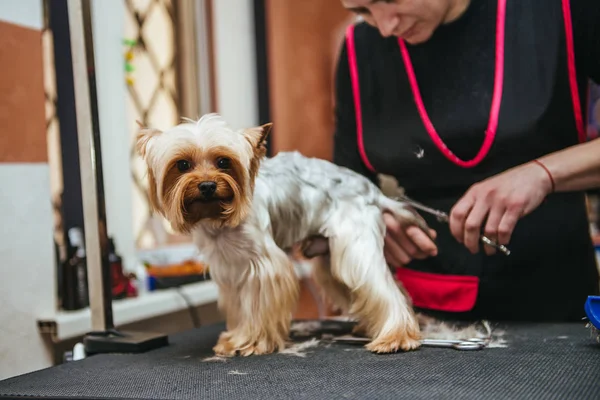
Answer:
[{"left": 198, "top": 181, "right": 217, "bottom": 197}]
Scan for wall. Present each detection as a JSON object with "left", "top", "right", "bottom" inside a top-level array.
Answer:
[
  {"left": 211, "top": 0, "right": 258, "bottom": 130},
  {"left": 265, "top": 0, "right": 353, "bottom": 160},
  {"left": 0, "top": 0, "right": 57, "bottom": 380}
]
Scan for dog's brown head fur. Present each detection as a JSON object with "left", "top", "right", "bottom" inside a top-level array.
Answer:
[{"left": 135, "top": 114, "right": 272, "bottom": 233}]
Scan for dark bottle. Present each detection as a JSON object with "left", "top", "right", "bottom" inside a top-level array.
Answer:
[
  {"left": 62, "top": 227, "right": 89, "bottom": 310},
  {"left": 108, "top": 237, "right": 127, "bottom": 300}
]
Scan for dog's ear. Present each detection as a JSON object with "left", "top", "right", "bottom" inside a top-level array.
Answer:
[
  {"left": 243, "top": 122, "right": 272, "bottom": 152},
  {"left": 245, "top": 123, "right": 272, "bottom": 191},
  {"left": 135, "top": 121, "right": 163, "bottom": 212},
  {"left": 146, "top": 167, "right": 161, "bottom": 213},
  {"left": 257, "top": 122, "right": 273, "bottom": 148},
  {"left": 135, "top": 121, "right": 162, "bottom": 159}
]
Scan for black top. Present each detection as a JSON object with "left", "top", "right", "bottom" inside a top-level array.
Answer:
[{"left": 333, "top": 0, "right": 600, "bottom": 321}]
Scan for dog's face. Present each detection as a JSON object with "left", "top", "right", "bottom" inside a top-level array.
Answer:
[{"left": 136, "top": 114, "right": 271, "bottom": 233}]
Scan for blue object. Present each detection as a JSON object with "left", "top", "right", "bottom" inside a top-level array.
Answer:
[
  {"left": 147, "top": 276, "right": 156, "bottom": 292},
  {"left": 584, "top": 295, "right": 600, "bottom": 330}
]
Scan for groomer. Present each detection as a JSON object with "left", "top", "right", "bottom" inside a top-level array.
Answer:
[{"left": 333, "top": 0, "right": 600, "bottom": 321}]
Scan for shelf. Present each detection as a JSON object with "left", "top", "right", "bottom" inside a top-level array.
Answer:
[{"left": 37, "top": 280, "right": 219, "bottom": 342}]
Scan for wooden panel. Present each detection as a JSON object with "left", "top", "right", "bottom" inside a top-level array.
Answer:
[
  {"left": 0, "top": 21, "right": 46, "bottom": 163},
  {"left": 265, "top": 0, "right": 354, "bottom": 161}
]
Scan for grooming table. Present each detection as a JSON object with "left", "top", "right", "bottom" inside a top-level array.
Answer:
[{"left": 1, "top": 322, "right": 598, "bottom": 400}]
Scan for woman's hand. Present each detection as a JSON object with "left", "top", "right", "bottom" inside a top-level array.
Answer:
[
  {"left": 449, "top": 161, "right": 554, "bottom": 255},
  {"left": 383, "top": 212, "right": 438, "bottom": 266}
]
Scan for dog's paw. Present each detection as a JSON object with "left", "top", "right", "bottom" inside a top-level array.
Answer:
[
  {"left": 365, "top": 329, "right": 422, "bottom": 354},
  {"left": 238, "top": 338, "right": 281, "bottom": 356},
  {"left": 213, "top": 331, "right": 283, "bottom": 357},
  {"left": 213, "top": 332, "right": 236, "bottom": 357}
]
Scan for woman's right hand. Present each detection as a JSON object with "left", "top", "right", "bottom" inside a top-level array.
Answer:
[{"left": 383, "top": 212, "right": 438, "bottom": 266}]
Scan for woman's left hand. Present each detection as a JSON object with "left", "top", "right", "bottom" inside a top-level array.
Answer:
[{"left": 448, "top": 161, "right": 554, "bottom": 255}]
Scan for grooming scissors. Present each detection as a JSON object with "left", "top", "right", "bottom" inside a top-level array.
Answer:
[
  {"left": 395, "top": 194, "right": 511, "bottom": 256},
  {"left": 327, "top": 335, "right": 487, "bottom": 351},
  {"left": 420, "top": 338, "right": 487, "bottom": 351}
]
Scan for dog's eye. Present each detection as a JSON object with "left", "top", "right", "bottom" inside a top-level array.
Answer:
[
  {"left": 216, "top": 157, "right": 230, "bottom": 169},
  {"left": 176, "top": 160, "right": 191, "bottom": 172}
]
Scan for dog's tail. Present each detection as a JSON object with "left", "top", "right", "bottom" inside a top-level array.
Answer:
[{"left": 378, "top": 195, "right": 432, "bottom": 237}]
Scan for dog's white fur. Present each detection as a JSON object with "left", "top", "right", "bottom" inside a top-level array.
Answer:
[{"left": 136, "top": 113, "right": 431, "bottom": 356}]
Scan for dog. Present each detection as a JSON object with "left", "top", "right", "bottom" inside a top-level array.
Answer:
[{"left": 135, "top": 113, "right": 432, "bottom": 356}]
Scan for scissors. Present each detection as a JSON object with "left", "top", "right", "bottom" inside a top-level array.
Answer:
[
  {"left": 395, "top": 194, "right": 511, "bottom": 256},
  {"left": 327, "top": 335, "right": 487, "bottom": 351},
  {"left": 420, "top": 338, "right": 487, "bottom": 351}
]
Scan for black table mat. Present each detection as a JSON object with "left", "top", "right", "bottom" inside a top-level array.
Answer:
[{"left": 1, "top": 322, "right": 599, "bottom": 400}]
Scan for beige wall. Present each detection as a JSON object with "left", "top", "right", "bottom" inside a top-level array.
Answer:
[
  {"left": 0, "top": 0, "right": 57, "bottom": 380},
  {"left": 265, "top": 0, "right": 354, "bottom": 160}
]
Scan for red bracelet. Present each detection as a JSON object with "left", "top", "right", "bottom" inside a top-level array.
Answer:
[{"left": 532, "top": 159, "right": 555, "bottom": 193}]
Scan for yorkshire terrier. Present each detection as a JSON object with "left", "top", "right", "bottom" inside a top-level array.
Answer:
[{"left": 136, "top": 113, "right": 432, "bottom": 356}]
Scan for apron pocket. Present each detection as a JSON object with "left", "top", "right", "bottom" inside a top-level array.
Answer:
[{"left": 396, "top": 267, "right": 479, "bottom": 312}]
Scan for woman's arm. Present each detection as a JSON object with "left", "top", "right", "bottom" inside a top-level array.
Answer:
[
  {"left": 541, "top": 138, "right": 600, "bottom": 192},
  {"left": 448, "top": 138, "right": 600, "bottom": 255}
]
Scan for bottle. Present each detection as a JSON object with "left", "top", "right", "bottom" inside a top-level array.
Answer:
[
  {"left": 67, "top": 227, "right": 89, "bottom": 309},
  {"left": 108, "top": 237, "right": 126, "bottom": 299},
  {"left": 61, "top": 237, "right": 77, "bottom": 311}
]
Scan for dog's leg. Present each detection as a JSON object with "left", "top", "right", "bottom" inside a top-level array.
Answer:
[
  {"left": 216, "top": 285, "right": 241, "bottom": 332},
  {"left": 323, "top": 203, "right": 421, "bottom": 353},
  {"left": 213, "top": 238, "right": 299, "bottom": 357},
  {"left": 212, "top": 285, "right": 243, "bottom": 355},
  {"left": 310, "top": 254, "right": 352, "bottom": 315}
]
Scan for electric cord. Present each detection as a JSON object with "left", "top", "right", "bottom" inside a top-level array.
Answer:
[
  {"left": 174, "top": 286, "right": 202, "bottom": 329},
  {"left": 152, "top": 277, "right": 202, "bottom": 329}
]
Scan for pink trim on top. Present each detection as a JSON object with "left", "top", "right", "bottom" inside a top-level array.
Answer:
[
  {"left": 345, "top": 24, "right": 376, "bottom": 173},
  {"left": 561, "top": 0, "right": 587, "bottom": 143},
  {"left": 398, "top": 0, "right": 507, "bottom": 168},
  {"left": 346, "top": 0, "right": 586, "bottom": 173}
]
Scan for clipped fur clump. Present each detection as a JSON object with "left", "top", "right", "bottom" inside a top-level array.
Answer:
[{"left": 418, "top": 314, "right": 508, "bottom": 348}]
